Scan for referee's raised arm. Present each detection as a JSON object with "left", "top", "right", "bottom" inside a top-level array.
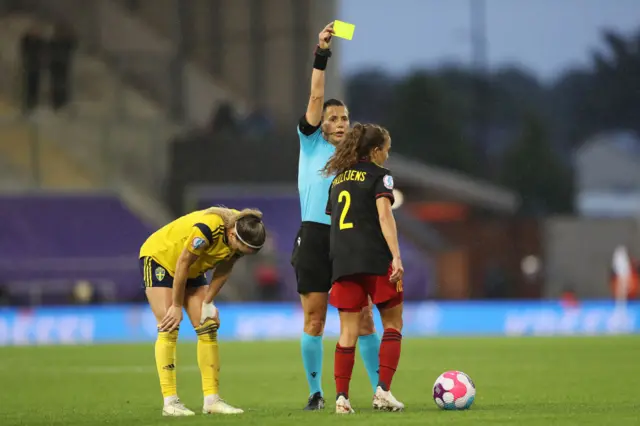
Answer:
[{"left": 304, "top": 22, "right": 334, "bottom": 128}]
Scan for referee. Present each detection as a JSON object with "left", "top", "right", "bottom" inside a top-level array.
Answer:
[{"left": 290, "top": 22, "right": 381, "bottom": 411}]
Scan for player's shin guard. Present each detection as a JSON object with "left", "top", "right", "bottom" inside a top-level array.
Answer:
[
  {"left": 155, "top": 328, "right": 179, "bottom": 398},
  {"left": 358, "top": 333, "right": 381, "bottom": 393},
  {"left": 195, "top": 320, "right": 220, "bottom": 397},
  {"left": 334, "top": 344, "right": 356, "bottom": 399},
  {"left": 378, "top": 329, "right": 402, "bottom": 391}
]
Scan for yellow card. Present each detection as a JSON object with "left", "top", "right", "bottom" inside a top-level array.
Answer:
[{"left": 333, "top": 20, "right": 355, "bottom": 40}]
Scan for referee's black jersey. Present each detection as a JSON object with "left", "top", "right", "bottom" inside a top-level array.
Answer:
[{"left": 325, "top": 160, "right": 396, "bottom": 282}]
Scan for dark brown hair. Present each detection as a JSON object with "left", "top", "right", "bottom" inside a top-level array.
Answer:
[
  {"left": 321, "top": 123, "right": 390, "bottom": 176},
  {"left": 235, "top": 212, "right": 266, "bottom": 250}
]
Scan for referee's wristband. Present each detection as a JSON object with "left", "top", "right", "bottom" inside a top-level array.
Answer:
[{"left": 313, "top": 45, "right": 332, "bottom": 70}]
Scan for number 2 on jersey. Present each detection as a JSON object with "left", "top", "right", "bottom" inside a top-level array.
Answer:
[{"left": 338, "top": 190, "right": 354, "bottom": 230}]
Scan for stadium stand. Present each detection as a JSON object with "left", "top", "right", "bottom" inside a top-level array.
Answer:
[
  {"left": 0, "top": 193, "right": 154, "bottom": 305},
  {"left": 0, "top": 98, "right": 97, "bottom": 189},
  {"left": 0, "top": 13, "right": 177, "bottom": 197}
]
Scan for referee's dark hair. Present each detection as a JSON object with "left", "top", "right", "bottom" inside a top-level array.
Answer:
[
  {"left": 321, "top": 123, "right": 390, "bottom": 177},
  {"left": 323, "top": 98, "right": 345, "bottom": 112}
]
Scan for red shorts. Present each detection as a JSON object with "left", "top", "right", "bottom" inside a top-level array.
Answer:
[{"left": 329, "top": 264, "right": 404, "bottom": 312}]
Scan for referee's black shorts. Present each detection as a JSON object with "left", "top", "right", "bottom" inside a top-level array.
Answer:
[{"left": 290, "top": 221, "right": 331, "bottom": 294}]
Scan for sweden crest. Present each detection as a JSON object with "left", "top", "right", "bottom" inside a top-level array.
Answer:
[{"left": 155, "top": 266, "right": 166, "bottom": 281}]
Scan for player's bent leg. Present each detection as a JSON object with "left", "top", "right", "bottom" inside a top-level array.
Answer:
[
  {"left": 373, "top": 300, "right": 405, "bottom": 412},
  {"left": 145, "top": 287, "right": 195, "bottom": 416},
  {"left": 357, "top": 298, "right": 381, "bottom": 393},
  {"left": 184, "top": 286, "right": 243, "bottom": 415},
  {"left": 299, "top": 292, "right": 328, "bottom": 410}
]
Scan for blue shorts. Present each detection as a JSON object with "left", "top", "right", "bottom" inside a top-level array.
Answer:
[{"left": 139, "top": 256, "right": 207, "bottom": 289}]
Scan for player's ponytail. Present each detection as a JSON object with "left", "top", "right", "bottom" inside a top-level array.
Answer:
[{"left": 321, "top": 123, "right": 390, "bottom": 176}]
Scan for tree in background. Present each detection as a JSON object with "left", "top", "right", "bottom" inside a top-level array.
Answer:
[
  {"left": 500, "top": 114, "right": 573, "bottom": 215},
  {"left": 344, "top": 69, "right": 394, "bottom": 126},
  {"left": 385, "top": 71, "right": 477, "bottom": 175},
  {"left": 343, "top": 25, "right": 639, "bottom": 212},
  {"left": 581, "top": 30, "right": 640, "bottom": 138}
]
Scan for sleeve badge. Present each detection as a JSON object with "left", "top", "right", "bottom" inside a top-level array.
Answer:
[
  {"left": 383, "top": 175, "right": 394, "bottom": 190},
  {"left": 192, "top": 237, "right": 206, "bottom": 249}
]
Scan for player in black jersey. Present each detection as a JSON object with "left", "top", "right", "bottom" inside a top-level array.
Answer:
[{"left": 321, "top": 123, "right": 405, "bottom": 414}]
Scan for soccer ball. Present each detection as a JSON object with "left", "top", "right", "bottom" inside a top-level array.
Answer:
[{"left": 432, "top": 370, "right": 476, "bottom": 410}]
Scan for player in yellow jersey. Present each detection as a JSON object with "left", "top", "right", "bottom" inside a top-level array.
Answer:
[{"left": 139, "top": 206, "right": 267, "bottom": 417}]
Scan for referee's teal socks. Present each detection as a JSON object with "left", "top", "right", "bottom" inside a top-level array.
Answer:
[
  {"left": 358, "top": 332, "right": 381, "bottom": 393},
  {"left": 301, "top": 332, "right": 323, "bottom": 396}
]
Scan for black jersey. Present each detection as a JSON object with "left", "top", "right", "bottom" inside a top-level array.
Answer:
[{"left": 325, "top": 160, "right": 396, "bottom": 282}]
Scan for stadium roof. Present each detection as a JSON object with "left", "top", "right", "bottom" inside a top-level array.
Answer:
[{"left": 386, "top": 154, "right": 520, "bottom": 213}]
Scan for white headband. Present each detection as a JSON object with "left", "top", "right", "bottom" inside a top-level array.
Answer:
[{"left": 234, "top": 221, "right": 264, "bottom": 250}]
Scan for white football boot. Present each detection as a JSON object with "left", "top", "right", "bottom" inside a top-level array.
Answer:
[
  {"left": 162, "top": 398, "right": 195, "bottom": 416},
  {"left": 373, "top": 386, "right": 405, "bottom": 411},
  {"left": 203, "top": 395, "right": 244, "bottom": 414},
  {"left": 335, "top": 394, "right": 355, "bottom": 414}
]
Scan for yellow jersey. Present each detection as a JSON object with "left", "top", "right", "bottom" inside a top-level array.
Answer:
[{"left": 139, "top": 209, "right": 238, "bottom": 279}]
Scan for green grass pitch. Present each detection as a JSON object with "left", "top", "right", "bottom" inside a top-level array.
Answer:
[{"left": 1, "top": 336, "right": 638, "bottom": 425}]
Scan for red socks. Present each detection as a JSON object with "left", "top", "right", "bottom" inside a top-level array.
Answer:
[
  {"left": 378, "top": 328, "right": 402, "bottom": 391},
  {"left": 335, "top": 328, "right": 402, "bottom": 398},
  {"left": 334, "top": 344, "right": 356, "bottom": 398}
]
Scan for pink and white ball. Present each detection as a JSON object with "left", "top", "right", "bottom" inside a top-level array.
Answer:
[{"left": 432, "top": 371, "right": 476, "bottom": 410}]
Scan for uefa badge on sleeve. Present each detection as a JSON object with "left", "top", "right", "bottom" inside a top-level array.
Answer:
[
  {"left": 192, "top": 237, "right": 206, "bottom": 250},
  {"left": 383, "top": 175, "right": 394, "bottom": 190}
]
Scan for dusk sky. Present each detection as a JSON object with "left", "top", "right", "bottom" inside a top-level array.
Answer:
[{"left": 337, "top": 0, "right": 640, "bottom": 82}]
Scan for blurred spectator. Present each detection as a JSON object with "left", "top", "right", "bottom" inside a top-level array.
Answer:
[
  {"left": 484, "top": 261, "right": 508, "bottom": 298},
  {"left": 254, "top": 262, "right": 280, "bottom": 301},
  {"left": 610, "top": 246, "right": 639, "bottom": 300},
  {"left": 20, "top": 23, "right": 46, "bottom": 113},
  {"left": 0, "top": 284, "right": 11, "bottom": 306},
  {"left": 124, "top": 0, "right": 141, "bottom": 11},
  {"left": 48, "top": 22, "right": 77, "bottom": 110},
  {"left": 252, "top": 235, "right": 281, "bottom": 301},
  {"left": 243, "top": 103, "right": 274, "bottom": 139},
  {"left": 71, "top": 280, "right": 95, "bottom": 305},
  {"left": 209, "top": 101, "right": 238, "bottom": 133},
  {"left": 560, "top": 286, "right": 579, "bottom": 308}
]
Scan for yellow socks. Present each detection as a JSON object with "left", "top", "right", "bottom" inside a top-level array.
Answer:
[
  {"left": 195, "top": 319, "right": 220, "bottom": 398},
  {"left": 155, "top": 320, "right": 219, "bottom": 403},
  {"left": 155, "top": 328, "right": 178, "bottom": 398}
]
